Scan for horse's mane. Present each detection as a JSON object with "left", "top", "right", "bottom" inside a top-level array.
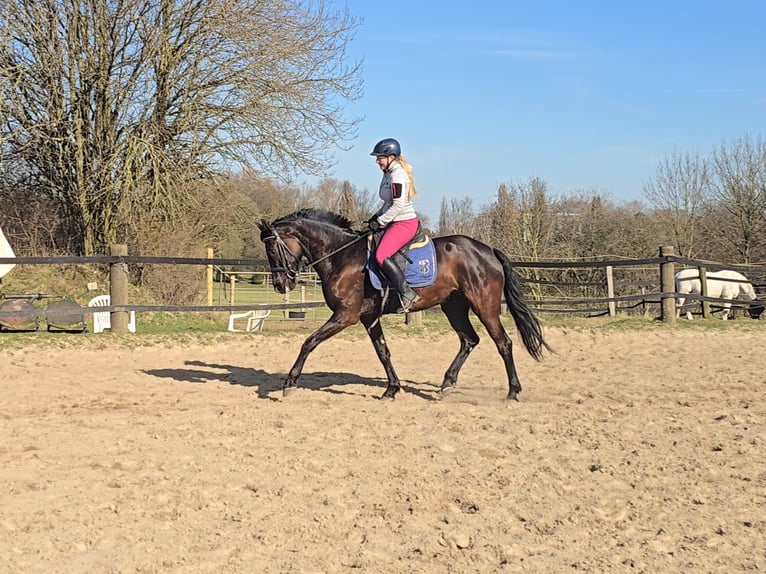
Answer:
[{"left": 274, "top": 208, "right": 355, "bottom": 231}]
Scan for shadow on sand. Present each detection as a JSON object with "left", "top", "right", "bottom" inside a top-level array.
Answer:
[{"left": 143, "top": 360, "right": 438, "bottom": 401}]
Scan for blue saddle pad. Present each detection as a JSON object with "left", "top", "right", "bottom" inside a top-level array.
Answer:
[{"left": 367, "top": 239, "right": 437, "bottom": 290}]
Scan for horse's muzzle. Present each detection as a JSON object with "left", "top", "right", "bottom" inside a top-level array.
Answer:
[{"left": 271, "top": 274, "right": 295, "bottom": 294}]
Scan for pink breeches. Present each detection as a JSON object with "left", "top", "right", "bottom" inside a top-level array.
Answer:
[{"left": 375, "top": 218, "right": 419, "bottom": 265}]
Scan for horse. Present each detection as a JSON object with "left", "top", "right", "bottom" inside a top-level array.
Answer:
[
  {"left": 258, "top": 208, "right": 552, "bottom": 401},
  {"left": 675, "top": 268, "right": 763, "bottom": 320}
]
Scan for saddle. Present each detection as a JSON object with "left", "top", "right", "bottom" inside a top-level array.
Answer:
[{"left": 366, "top": 223, "right": 437, "bottom": 290}]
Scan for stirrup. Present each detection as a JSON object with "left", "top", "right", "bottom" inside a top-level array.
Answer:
[{"left": 396, "top": 292, "right": 420, "bottom": 314}]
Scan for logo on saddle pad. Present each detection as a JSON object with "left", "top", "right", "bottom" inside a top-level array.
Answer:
[{"left": 366, "top": 236, "right": 437, "bottom": 291}]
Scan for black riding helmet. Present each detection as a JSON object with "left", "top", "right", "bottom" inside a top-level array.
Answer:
[{"left": 370, "top": 138, "right": 401, "bottom": 158}]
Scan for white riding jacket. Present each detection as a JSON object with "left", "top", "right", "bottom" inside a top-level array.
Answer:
[{"left": 374, "top": 161, "right": 417, "bottom": 225}]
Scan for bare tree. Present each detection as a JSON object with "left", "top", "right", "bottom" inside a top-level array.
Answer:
[
  {"left": 607, "top": 200, "right": 664, "bottom": 258},
  {"left": 299, "top": 177, "right": 376, "bottom": 224},
  {"left": 338, "top": 180, "right": 357, "bottom": 220},
  {"left": 341, "top": 180, "right": 378, "bottom": 224},
  {"left": 483, "top": 178, "right": 556, "bottom": 299},
  {"left": 437, "top": 196, "right": 476, "bottom": 236},
  {"left": 486, "top": 178, "right": 555, "bottom": 260},
  {"left": 0, "top": 0, "right": 361, "bottom": 255},
  {"left": 643, "top": 151, "right": 710, "bottom": 258},
  {"left": 707, "top": 134, "right": 766, "bottom": 263},
  {"left": 487, "top": 183, "right": 517, "bottom": 255}
]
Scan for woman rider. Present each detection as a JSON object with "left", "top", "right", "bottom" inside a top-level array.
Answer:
[{"left": 367, "top": 137, "right": 421, "bottom": 313}]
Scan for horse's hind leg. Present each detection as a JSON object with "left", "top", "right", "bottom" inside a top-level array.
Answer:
[
  {"left": 440, "top": 296, "right": 480, "bottom": 396},
  {"left": 473, "top": 308, "right": 522, "bottom": 401},
  {"left": 678, "top": 296, "right": 694, "bottom": 320}
]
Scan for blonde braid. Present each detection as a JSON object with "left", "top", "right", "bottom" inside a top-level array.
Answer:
[{"left": 397, "top": 155, "right": 417, "bottom": 199}]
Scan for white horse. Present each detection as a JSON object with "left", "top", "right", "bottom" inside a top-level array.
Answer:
[
  {"left": 0, "top": 226, "right": 15, "bottom": 280},
  {"left": 675, "top": 268, "right": 761, "bottom": 320}
]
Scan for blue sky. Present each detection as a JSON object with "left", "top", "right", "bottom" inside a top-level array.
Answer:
[{"left": 305, "top": 1, "right": 766, "bottom": 224}]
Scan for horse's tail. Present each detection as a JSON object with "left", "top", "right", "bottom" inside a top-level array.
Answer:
[
  {"left": 744, "top": 280, "right": 757, "bottom": 300},
  {"left": 493, "top": 248, "right": 553, "bottom": 361}
]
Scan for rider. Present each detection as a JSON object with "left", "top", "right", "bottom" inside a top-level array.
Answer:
[{"left": 367, "top": 137, "right": 421, "bottom": 313}]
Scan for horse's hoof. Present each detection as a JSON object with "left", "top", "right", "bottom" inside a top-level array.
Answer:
[
  {"left": 440, "top": 385, "right": 455, "bottom": 397},
  {"left": 380, "top": 388, "right": 398, "bottom": 401},
  {"left": 283, "top": 386, "right": 297, "bottom": 398},
  {"left": 505, "top": 392, "right": 520, "bottom": 402}
]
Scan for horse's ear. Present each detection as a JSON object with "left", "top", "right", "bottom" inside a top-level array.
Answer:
[{"left": 257, "top": 219, "right": 270, "bottom": 232}]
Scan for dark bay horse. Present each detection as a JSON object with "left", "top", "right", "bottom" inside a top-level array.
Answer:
[{"left": 258, "top": 208, "right": 552, "bottom": 401}]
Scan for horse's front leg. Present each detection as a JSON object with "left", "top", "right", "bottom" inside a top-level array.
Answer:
[
  {"left": 283, "top": 314, "right": 353, "bottom": 396},
  {"left": 362, "top": 314, "right": 401, "bottom": 401}
]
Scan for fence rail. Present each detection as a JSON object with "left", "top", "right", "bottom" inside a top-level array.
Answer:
[{"left": 2, "top": 245, "right": 765, "bottom": 332}]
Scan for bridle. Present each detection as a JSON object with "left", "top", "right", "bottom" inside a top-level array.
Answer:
[
  {"left": 262, "top": 225, "right": 368, "bottom": 280},
  {"left": 261, "top": 228, "right": 301, "bottom": 282}
]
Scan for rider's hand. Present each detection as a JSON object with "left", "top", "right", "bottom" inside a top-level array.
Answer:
[{"left": 367, "top": 218, "right": 382, "bottom": 232}]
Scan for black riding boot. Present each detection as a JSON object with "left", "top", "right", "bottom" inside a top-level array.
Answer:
[{"left": 380, "top": 257, "right": 420, "bottom": 313}]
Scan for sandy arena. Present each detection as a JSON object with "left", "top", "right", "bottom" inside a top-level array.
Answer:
[{"left": 1, "top": 325, "right": 765, "bottom": 573}]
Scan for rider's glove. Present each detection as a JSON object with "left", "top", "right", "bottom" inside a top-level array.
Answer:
[{"left": 367, "top": 218, "right": 382, "bottom": 232}]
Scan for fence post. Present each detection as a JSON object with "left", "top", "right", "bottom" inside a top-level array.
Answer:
[
  {"left": 659, "top": 245, "right": 676, "bottom": 325},
  {"left": 405, "top": 311, "right": 423, "bottom": 326},
  {"left": 206, "top": 247, "right": 213, "bottom": 307},
  {"left": 109, "top": 243, "right": 129, "bottom": 334},
  {"left": 283, "top": 290, "right": 290, "bottom": 318},
  {"left": 605, "top": 265, "right": 616, "bottom": 317},
  {"left": 699, "top": 267, "right": 710, "bottom": 318}
]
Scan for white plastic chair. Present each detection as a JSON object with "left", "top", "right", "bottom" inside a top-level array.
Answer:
[
  {"left": 88, "top": 294, "right": 136, "bottom": 333},
  {"left": 227, "top": 309, "right": 270, "bottom": 333}
]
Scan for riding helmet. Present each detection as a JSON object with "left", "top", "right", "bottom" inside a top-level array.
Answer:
[{"left": 370, "top": 138, "right": 401, "bottom": 158}]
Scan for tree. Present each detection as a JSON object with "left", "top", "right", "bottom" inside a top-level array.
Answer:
[
  {"left": 298, "top": 177, "right": 376, "bottom": 224},
  {"left": 0, "top": 0, "right": 361, "bottom": 255},
  {"left": 643, "top": 151, "right": 710, "bottom": 258},
  {"left": 487, "top": 183, "right": 516, "bottom": 254},
  {"left": 437, "top": 196, "right": 476, "bottom": 236},
  {"left": 708, "top": 135, "right": 766, "bottom": 263},
  {"left": 483, "top": 178, "right": 556, "bottom": 300},
  {"left": 486, "top": 178, "right": 555, "bottom": 260}
]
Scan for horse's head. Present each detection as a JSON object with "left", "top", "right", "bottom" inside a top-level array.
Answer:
[
  {"left": 748, "top": 299, "right": 765, "bottom": 319},
  {"left": 259, "top": 209, "right": 361, "bottom": 293},
  {"left": 258, "top": 219, "right": 305, "bottom": 294}
]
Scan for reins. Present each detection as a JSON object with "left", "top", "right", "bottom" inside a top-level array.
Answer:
[
  {"left": 309, "top": 232, "right": 367, "bottom": 268},
  {"left": 263, "top": 226, "right": 368, "bottom": 276}
]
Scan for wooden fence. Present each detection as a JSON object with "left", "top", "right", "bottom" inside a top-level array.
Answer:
[
  {"left": 517, "top": 246, "right": 765, "bottom": 321},
  {"left": 2, "top": 245, "right": 765, "bottom": 333}
]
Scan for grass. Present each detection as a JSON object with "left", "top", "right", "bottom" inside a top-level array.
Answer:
[{"left": 1, "top": 304, "right": 762, "bottom": 352}]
